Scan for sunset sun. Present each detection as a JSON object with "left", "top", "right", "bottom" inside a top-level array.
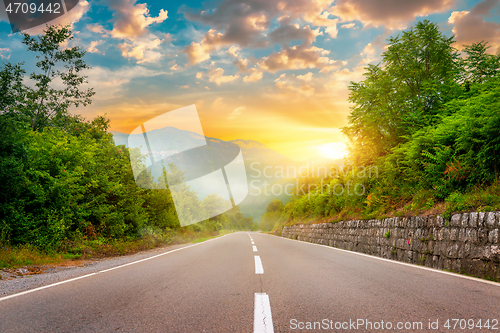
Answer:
[{"left": 317, "top": 142, "right": 347, "bottom": 160}]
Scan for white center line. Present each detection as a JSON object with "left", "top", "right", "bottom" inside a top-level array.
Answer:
[
  {"left": 254, "top": 293, "right": 274, "bottom": 333},
  {"left": 251, "top": 240, "right": 254, "bottom": 244},
  {"left": 254, "top": 255, "right": 264, "bottom": 274},
  {"left": 253, "top": 245, "right": 258, "bottom": 252}
]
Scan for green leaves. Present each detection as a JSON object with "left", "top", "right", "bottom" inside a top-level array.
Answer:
[
  {"left": 343, "top": 20, "right": 462, "bottom": 166},
  {"left": 286, "top": 20, "right": 500, "bottom": 221},
  {"left": 1, "top": 24, "right": 95, "bottom": 130}
]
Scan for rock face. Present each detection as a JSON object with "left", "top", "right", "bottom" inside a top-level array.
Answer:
[{"left": 277, "top": 212, "right": 500, "bottom": 280}]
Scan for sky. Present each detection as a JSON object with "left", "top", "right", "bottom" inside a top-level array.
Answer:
[{"left": 0, "top": 0, "right": 499, "bottom": 161}]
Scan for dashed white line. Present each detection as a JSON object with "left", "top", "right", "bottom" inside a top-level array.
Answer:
[
  {"left": 254, "top": 255, "right": 264, "bottom": 274},
  {"left": 254, "top": 293, "right": 274, "bottom": 333},
  {"left": 253, "top": 245, "right": 258, "bottom": 252},
  {"left": 251, "top": 240, "right": 255, "bottom": 244}
]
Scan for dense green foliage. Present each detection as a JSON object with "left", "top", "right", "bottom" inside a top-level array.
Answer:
[
  {"left": 0, "top": 25, "right": 256, "bottom": 252},
  {"left": 274, "top": 20, "right": 500, "bottom": 228}
]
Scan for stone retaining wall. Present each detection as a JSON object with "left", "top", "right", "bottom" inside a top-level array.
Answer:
[{"left": 276, "top": 212, "right": 500, "bottom": 280}]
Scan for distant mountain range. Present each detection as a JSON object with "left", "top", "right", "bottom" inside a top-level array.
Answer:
[{"left": 111, "top": 128, "right": 341, "bottom": 221}]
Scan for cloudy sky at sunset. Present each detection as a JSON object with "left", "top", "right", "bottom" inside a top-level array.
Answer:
[{"left": 1, "top": 0, "right": 499, "bottom": 160}]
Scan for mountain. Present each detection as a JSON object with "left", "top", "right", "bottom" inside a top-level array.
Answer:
[{"left": 110, "top": 128, "right": 340, "bottom": 221}]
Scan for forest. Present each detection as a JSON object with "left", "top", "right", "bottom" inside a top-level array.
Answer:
[
  {"left": 264, "top": 20, "right": 500, "bottom": 231},
  {"left": 0, "top": 26, "right": 256, "bottom": 264}
]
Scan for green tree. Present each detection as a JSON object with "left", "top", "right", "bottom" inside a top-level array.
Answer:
[
  {"left": 343, "top": 20, "right": 461, "bottom": 165},
  {"left": 2, "top": 25, "right": 94, "bottom": 130},
  {"left": 460, "top": 41, "right": 500, "bottom": 85}
]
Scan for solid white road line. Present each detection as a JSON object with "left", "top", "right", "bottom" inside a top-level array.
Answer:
[
  {"left": 267, "top": 233, "right": 500, "bottom": 288},
  {"left": 253, "top": 245, "right": 258, "bottom": 252},
  {"left": 254, "top": 255, "right": 264, "bottom": 274},
  {"left": 0, "top": 234, "right": 231, "bottom": 303},
  {"left": 254, "top": 293, "right": 274, "bottom": 333}
]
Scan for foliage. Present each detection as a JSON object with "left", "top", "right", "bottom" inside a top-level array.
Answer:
[
  {"left": 283, "top": 20, "right": 500, "bottom": 224},
  {"left": 0, "top": 25, "right": 255, "bottom": 253},
  {"left": 1, "top": 25, "right": 94, "bottom": 130}
]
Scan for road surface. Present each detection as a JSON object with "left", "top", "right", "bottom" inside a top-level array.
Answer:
[{"left": 1, "top": 232, "right": 499, "bottom": 332}]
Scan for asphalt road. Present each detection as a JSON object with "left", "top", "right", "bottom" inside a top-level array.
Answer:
[{"left": 1, "top": 232, "right": 500, "bottom": 332}]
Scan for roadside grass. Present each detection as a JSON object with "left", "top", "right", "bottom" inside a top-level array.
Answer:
[
  {"left": 0, "top": 245, "right": 66, "bottom": 269},
  {"left": 0, "top": 229, "right": 236, "bottom": 270}
]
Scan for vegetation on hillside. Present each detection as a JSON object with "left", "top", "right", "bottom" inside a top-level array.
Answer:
[
  {"left": 0, "top": 25, "right": 257, "bottom": 262},
  {"left": 269, "top": 20, "right": 500, "bottom": 231}
]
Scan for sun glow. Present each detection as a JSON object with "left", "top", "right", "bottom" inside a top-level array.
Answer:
[{"left": 317, "top": 142, "right": 347, "bottom": 160}]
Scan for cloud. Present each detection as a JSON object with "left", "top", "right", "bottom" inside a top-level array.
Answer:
[
  {"left": 274, "top": 73, "right": 315, "bottom": 97},
  {"left": 87, "top": 23, "right": 107, "bottom": 34},
  {"left": 182, "top": 0, "right": 459, "bottom": 69},
  {"left": 448, "top": 0, "right": 500, "bottom": 53},
  {"left": 84, "top": 65, "right": 165, "bottom": 100},
  {"left": 184, "top": 41, "right": 212, "bottom": 65},
  {"left": 359, "top": 42, "right": 378, "bottom": 64},
  {"left": 331, "top": 0, "right": 457, "bottom": 29},
  {"left": 243, "top": 69, "right": 263, "bottom": 82},
  {"left": 185, "top": 5, "right": 270, "bottom": 49},
  {"left": 108, "top": 0, "right": 168, "bottom": 39},
  {"left": 228, "top": 106, "right": 245, "bottom": 119},
  {"left": 170, "top": 63, "right": 181, "bottom": 70},
  {"left": 180, "top": 85, "right": 189, "bottom": 89},
  {"left": 260, "top": 44, "right": 342, "bottom": 73},
  {"left": 0, "top": 48, "right": 11, "bottom": 59},
  {"left": 87, "top": 40, "right": 104, "bottom": 54},
  {"left": 296, "top": 72, "right": 314, "bottom": 81},
  {"left": 118, "top": 36, "right": 164, "bottom": 63},
  {"left": 227, "top": 46, "right": 240, "bottom": 57},
  {"left": 234, "top": 58, "right": 250, "bottom": 72},
  {"left": 340, "top": 23, "right": 357, "bottom": 29},
  {"left": 269, "top": 23, "right": 322, "bottom": 45},
  {"left": 182, "top": 0, "right": 340, "bottom": 64},
  {"left": 208, "top": 68, "right": 240, "bottom": 85},
  {"left": 86, "top": 1, "right": 169, "bottom": 63}
]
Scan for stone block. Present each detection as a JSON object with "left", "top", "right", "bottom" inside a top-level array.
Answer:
[
  {"left": 450, "top": 214, "right": 462, "bottom": 227},
  {"left": 469, "top": 212, "right": 478, "bottom": 228},
  {"left": 486, "top": 212, "right": 496, "bottom": 227},
  {"left": 459, "top": 228, "right": 466, "bottom": 242},
  {"left": 478, "top": 212, "right": 486, "bottom": 227},
  {"left": 436, "top": 215, "right": 445, "bottom": 227},
  {"left": 450, "top": 229, "right": 458, "bottom": 241},
  {"left": 461, "top": 213, "right": 469, "bottom": 227},
  {"left": 488, "top": 229, "right": 499, "bottom": 244}
]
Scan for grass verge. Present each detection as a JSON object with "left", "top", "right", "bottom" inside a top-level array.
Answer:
[{"left": 0, "top": 229, "right": 236, "bottom": 270}]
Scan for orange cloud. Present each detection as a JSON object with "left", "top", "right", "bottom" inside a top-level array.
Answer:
[
  {"left": 208, "top": 68, "right": 240, "bottom": 85},
  {"left": 118, "top": 36, "right": 163, "bottom": 63},
  {"left": 87, "top": 40, "right": 103, "bottom": 54},
  {"left": 243, "top": 69, "right": 264, "bottom": 82},
  {"left": 108, "top": 0, "right": 168, "bottom": 39},
  {"left": 260, "top": 44, "right": 341, "bottom": 73},
  {"left": 331, "top": 0, "right": 457, "bottom": 29},
  {"left": 448, "top": 0, "right": 500, "bottom": 53}
]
